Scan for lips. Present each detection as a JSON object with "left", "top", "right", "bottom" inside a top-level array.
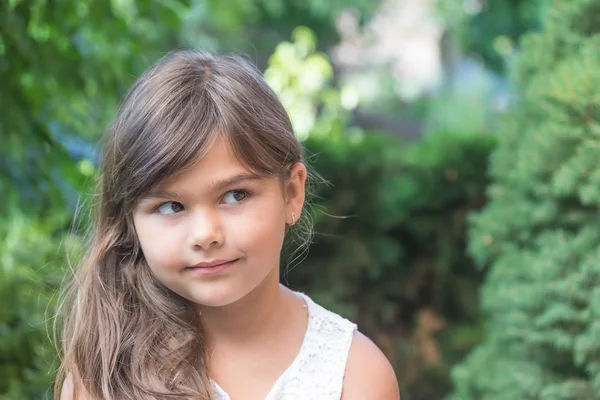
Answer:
[
  {"left": 186, "top": 259, "right": 238, "bottom": 275},
  {"left": 190, "top": 259, "right": 236, "bottom": 269}
]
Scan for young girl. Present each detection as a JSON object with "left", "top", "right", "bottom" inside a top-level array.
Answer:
[{"left": 57, "top": 50, "right": 400, "bottom": 400}]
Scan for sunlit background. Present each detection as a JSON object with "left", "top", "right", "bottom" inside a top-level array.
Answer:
[{"left": 4, "top": 0, "right": 600, "bottom": 399}]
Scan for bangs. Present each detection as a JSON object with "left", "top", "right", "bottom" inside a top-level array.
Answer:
[
  {"left": 105, "top": 50, "right": 302, "bottom": 211},
  {"left": 119, "top": 89, "right": 223, "bottom": 206}
]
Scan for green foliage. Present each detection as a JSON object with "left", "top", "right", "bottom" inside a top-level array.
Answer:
[
  {"left": 450, "top": 1, "right": 600, "bottom": 398},
  {"left": 0, "top": 213, "right": 81, "bottom": 400},
  {"left": 437, "top": 0, "right": 544, "bottom": 73},
  {"left": 0, "top": 214, "right": 85, "bottom": 400},
  {"left": 181, "top": 0, "right": 379, "bottom": 62},
  {"left": 1, "top": 0, "right": 188, "bottom": 397},
  {"left": 0, "top": 0, "right": 186, "bottom": 214},
  {"left": 0, "top": 0, "right": 189, "bottom": 289},
  {"left": 266, "top": 27, "right": 494, "bottom": 399},
  {"left": 264, "top": 26, "right": 357, "bottom": 141},
  {"left": 284, "top": 130, "right": 494, "bottom": 400}
]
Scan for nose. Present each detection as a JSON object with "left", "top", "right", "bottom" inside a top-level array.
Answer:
[{"left": 188, "top": 208, "right": 224, "bottom": 250}]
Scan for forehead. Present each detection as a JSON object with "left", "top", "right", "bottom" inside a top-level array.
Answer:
[{"left": 159, "top": 136, "right": 255, "bottom": 188}]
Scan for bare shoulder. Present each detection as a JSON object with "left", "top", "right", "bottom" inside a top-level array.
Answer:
[{"left": 341, "top": 331, "right": 401, "bottom": 400}]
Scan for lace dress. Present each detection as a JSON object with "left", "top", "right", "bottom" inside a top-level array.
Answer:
[{"left": 210, "top": 292, "right": 357, "bottom": 400}]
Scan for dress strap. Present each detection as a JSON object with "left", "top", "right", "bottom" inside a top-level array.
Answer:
[
  {"left": 211, "top": 292, "right": 357, "bottom": 399},
  {"left": 275, "top": 292, "right": 356, "bottom": 399}
]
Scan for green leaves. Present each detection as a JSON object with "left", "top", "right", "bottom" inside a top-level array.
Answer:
[
  {"left": 265, "top": 26, "right": 351, "bottom": 141},
  {"left": 285, "top": 131, "right": 493, "bottom": 398},
  {"left": 452, "top": 1, "right": 600, "bottom": 398},
  {"left": 0, "top": 0, "right": 188, "bottom": 397},
  {"left": 0, "top": 212, "right": 76, "bottom": 399}
]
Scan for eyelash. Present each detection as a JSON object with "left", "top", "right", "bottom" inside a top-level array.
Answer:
[
  {"left": 221, "top": 189, "right": 252, "bottom": 204},
  {"left": 152, "top": 189, "right": 252, "bottom": 214}
]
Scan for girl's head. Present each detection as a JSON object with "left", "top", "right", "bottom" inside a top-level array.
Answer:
[
  {"left": 57, "top": 50, "right": 310, "bottom": 399},
  {"left": 103, "top": 50, "right": 307, "bottom": 308}
]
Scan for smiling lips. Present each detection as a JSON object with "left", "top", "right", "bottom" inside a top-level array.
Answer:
[{"left": 187, "top": 259, "right": 238, "bottom": 275}]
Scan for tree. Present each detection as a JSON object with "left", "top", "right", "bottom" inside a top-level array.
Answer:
[
  {"left": 268, "top": 27, "right": 493, "bottom": 400},
  {"left": 0, "top": 1, "right": 187, "bottom": 398},
  {"left": 451, "top": 1, "right": 600, "bottom": 398},
  {"left": 180, "top": 0, "right": 380, "bottom": 69},
  {"left": 437, "top": 0, "right": 544, "bottom": 74},
  {"left": 1, "top": 0, "right": 187, "bottom": 215}
]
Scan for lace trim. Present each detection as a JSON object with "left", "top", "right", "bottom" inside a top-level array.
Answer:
[{"left": 211, "top": 292, "right": 357, "bottom": 400}]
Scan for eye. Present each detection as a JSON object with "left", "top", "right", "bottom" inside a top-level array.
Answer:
[
  {"left": 222, "top": 189, "right": 249, "bottom": 204},
  {"left": 157, "top": 201, "right": 185, "bottom": 215}
]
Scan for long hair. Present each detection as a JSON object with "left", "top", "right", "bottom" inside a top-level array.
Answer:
[{"left": 54, "top": 50, "right": 309, "bottom": 399}]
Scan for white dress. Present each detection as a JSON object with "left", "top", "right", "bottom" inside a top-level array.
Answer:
[{"left": 210, "top": 292, "right": 357, "bottom": 400}]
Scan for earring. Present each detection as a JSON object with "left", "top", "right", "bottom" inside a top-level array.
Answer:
[{"left": 291, "top": 212, "right": 296, "bottom": 226}]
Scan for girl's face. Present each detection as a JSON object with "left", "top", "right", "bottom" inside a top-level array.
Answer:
[{"left": 132, "top": 136, "right": 306, "bottom": 308}]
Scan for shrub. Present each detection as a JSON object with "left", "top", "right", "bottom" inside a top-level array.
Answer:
[
  {"left": 451, "top": 1, "right": 600, "bottom": 398},
  {"left": 286, "top": 130, "right": 494, "bottom": 399}
]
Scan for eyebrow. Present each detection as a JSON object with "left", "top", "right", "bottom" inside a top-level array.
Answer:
[
  {"left": 212, "top": 172, "right": 263, "bottom": 191},
  {"left": 140, "top": 172, "right": 264, "bottom": 201}
]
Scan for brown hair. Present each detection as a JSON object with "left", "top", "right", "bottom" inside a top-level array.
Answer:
[{"left": 54, "top": 50, "right": 312, "bottom": 399}]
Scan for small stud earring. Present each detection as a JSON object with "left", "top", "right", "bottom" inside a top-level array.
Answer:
[{"left": 291, "top": 212, "right": 296, "bottom": 226}]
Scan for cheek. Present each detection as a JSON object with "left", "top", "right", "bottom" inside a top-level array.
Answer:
[
  {"left": 230, "top": 197, "right": 286, "bottom": 255},
  {"left": 134, "top": 218, "right": 180, "bottom": 270}
]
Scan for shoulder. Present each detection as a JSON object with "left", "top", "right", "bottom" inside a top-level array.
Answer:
[{"left": 341, "top": 331, "right": 400, "bottom": 400}]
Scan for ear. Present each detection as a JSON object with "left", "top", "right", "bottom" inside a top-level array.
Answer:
[{"left": 285, "top": 162, "right": 307, "bottom": 225}]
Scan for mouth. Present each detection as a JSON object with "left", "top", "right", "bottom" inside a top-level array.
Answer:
[{"left": 186, "top": 259, "right": 238, "bottom": 275}]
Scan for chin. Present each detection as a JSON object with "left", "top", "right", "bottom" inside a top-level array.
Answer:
[{"left": 185, "top": 284, "right": 253, "bottom": 309}]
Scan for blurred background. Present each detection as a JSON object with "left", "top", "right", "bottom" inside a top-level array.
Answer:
[{"left": 3, "top": 0, "right": 600, "bottom": 399}]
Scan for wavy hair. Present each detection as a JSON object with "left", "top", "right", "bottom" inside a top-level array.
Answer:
[{"left": 54, "top": 50, "right": 313, "bottom": 399}]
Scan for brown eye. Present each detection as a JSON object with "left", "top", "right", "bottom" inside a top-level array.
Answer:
[
  {"left": 222, "top": 190, "right": 249, "bottom": 204},
  {"left": 157, "top": 202, "right": 184, "bottom": 215}
]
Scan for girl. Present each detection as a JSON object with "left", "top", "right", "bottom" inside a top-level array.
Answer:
[{"left": 56, "top": 50, "right": 400, "bottom": 400}]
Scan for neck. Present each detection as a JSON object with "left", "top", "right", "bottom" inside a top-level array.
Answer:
[{"left": 198, "top": 269, "right": 296, "bottom": 350}]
